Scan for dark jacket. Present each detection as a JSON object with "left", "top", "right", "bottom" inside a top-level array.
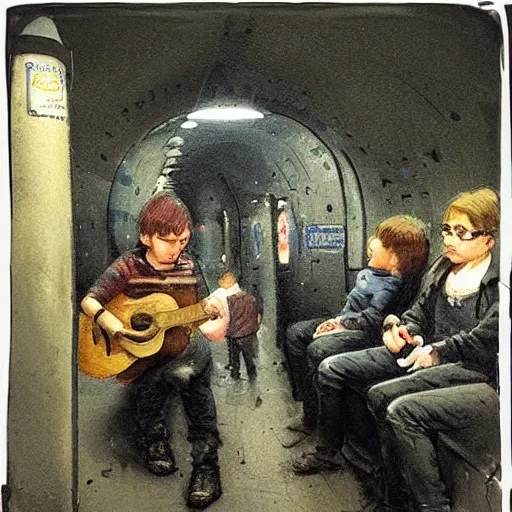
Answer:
[
  {"left": 338, "top": 267, "right": 404, "bottom": 336},
  {"left": 226, "top": 292, "right": 260, "bottom": 339},
  {"left": 402, "top": 254, "right": 499, "bottom": 380}
]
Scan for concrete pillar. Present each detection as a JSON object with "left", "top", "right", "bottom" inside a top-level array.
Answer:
[{"left": 8, "top": 16, "right": 76, "bottom": 512}]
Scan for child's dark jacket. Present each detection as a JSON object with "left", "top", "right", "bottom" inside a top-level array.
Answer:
[{"left": 226, "top": 292, "right": 260, "bottom": 339}]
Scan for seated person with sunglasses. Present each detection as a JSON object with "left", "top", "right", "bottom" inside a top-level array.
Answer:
[{"left": 292, "top": 186, "right": 500, "bottom": 512}]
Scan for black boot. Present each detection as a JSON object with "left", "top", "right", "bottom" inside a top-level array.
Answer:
[
  {"left": 144, "top": 438, "right": 178, "bottom": 476},
  {"left": 186, "top": 464, "right": 222, "bottom": 509},
  {"left": 138, "top": 423, "right": 178, "bottom": 476},
  {"left": 186, "top": 436, "right": 222, "bottom": 508}
]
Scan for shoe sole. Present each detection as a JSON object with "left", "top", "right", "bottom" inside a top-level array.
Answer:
[
  {"left": 147, "top": 461, "right": 178, "bottom": 476},
  {"left": 186, "top": 487, "right": 222, "bottom": 509},
  {"left": 292, "top": 459, "right": 342, "bottom": 475}
]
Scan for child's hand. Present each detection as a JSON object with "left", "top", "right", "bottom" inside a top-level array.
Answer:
[
  {"left": 383, "top": 325, "right": 414, "bottom": 353},
  {"left": 397, "top": 345, "right": 439, "bottom": 371},
  {"left": 201, "top": 297, "right": 224, "bottom": 319},
  {"left": 315, "top": 318, "right": 343, "bottom": 336}
]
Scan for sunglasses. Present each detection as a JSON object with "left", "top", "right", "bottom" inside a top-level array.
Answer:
[{"left": 441, "top": 224, "right": 494, "bottom": 241}]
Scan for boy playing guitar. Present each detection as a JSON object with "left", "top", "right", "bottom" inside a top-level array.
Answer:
[{"left": 80, "top": 192, "right": 222, "bottom": 509}]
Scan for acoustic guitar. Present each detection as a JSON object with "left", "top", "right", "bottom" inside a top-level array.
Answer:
[{"left": 78, "top": 292, "right": 211, "bottom": 381}]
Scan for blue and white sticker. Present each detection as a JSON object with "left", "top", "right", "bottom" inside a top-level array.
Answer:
[{"left": 305, "top": 225, "right": 345, "bottom": 250}]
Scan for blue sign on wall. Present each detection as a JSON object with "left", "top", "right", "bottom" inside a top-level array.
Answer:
[
  {"left": 253, "top": 222, "right": 262, "bottom": 258},
  {"left": 305, "top": 225, "right": 345, "bottom": 250}
]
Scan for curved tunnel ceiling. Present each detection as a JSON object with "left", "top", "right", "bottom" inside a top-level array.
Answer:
[
  {"left": 110, "top": 111, "right": 357, "bottom": 261},
  {"left": 13, "top": 2, "right": 498, "bottom": 289}
]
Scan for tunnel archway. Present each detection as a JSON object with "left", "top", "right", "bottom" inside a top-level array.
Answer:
[{"left": 109, "top": 109, "right": 363, "bottom": 331}]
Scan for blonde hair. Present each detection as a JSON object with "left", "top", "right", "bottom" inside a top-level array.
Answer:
[
  {"left": 374, "top": 215, "right": 429, "bottom": 279},
  {"left": 218, "top": 271, "right": 237, "bottom": 289},
  {"left": 443, "top": 186, "right": 500, "bottom": 233}
]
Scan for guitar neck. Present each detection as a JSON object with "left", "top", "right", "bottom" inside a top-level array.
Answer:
[{"left": 153, "top": 302, "right": 210, "bottom": 329}]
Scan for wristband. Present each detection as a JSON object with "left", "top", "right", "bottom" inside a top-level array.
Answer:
[{"left": 93, "top": 308, "right": 106, "bottom": 323}]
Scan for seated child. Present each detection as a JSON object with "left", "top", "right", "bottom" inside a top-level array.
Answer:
[
  {"left": 284, "top": 215, "right": 429, "bottom": 438},
  {"left": 217, "top": 271, "right": 262, "bottom": 380}
]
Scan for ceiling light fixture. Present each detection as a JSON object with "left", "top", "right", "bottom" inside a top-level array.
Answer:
[
  {"left": 187, "top": 106, "right": 264, "bottom": 121},
  {"left": 180, "top": 120, "right": 198, "bottom": 129}
]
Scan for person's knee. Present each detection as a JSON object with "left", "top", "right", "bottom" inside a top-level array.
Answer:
[
  {"left": 286, "top": 321, "right": 313, "bottom": 354},
  {"left": 306, "top": 339, "right": 328, "bottom": 368},
  {"left": 367, "top": 373, "right": 414, "bottom": 421},
  {"left": 318, "top": 355, "right": 344, "bottom": 387},
  {"left": 285, "top": 322, "right": 303, "bottom": 349},
  {"left": 286, "top": 321, "right": 303, "bottom": 339},
  {"left": 367, "top": 382, "right": 394, "bottom": 421},
  {"left": 179, "top": 353, "right": 214, "bottom": 387},
  {"left": 367, "top": 385, "right": 382, "bottom": 417},
  {"left": 385, "top": 395, "right": 419, "bottom": 431}
]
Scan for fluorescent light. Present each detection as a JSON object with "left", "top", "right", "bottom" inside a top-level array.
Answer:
[
  {"left": 187, "top": 107, "right": 264, "bottom": 121},
  {"left": 180, "top": 120, "right": 198, "bottom": 129},
  {"left": 166, "top": 136, "right": 184, "bottom": 147}
]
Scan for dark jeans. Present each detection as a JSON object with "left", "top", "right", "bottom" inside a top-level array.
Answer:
[
  {"left": 133, "top": 331, "right": 219, "bottom": 464},
  {"left": 317, "top": 345, "right": 489, "bottom": 450},
  {"left": 284, "top": 317, "right": 373, "bottom": 424},
  {"left": 379, "top": 382, "right": 499, "bottom": 511},
  {"left": 227, "top": 333, "right": 257, "bottom": 378}
]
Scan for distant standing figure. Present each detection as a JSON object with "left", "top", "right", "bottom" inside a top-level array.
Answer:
[{"left": 218, "top": 272, "right": 262, "bottom": 380}]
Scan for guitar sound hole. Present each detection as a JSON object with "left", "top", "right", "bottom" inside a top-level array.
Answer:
[{"left": 131, "top": 313, "right": 152, "bottom": 332}]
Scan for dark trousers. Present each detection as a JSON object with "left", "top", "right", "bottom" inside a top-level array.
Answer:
[
  {"left": 375, "top": 382, "right": 499, "bottom": 511},
  {"left": 284, "top": 317, "right": 372, "bottom": 425},
  {"left": 317, "top": 345, "right": 490, "bottom": 451},
  {"left": 227, "top": 333, "right": 257, "bottom": 378},
  {"left": 133, "top": 331, "right": 219, "bottom": 465}
]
